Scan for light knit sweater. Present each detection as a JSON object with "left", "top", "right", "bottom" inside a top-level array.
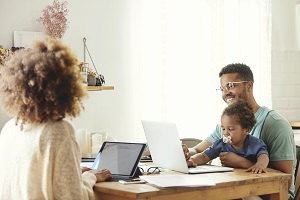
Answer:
[{"left": 0, "top": 119, "right": 97, "bottom": 200}]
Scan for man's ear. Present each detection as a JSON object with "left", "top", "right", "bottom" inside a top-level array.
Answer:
[{"left": 247, "top": 81, "right": 253, "bottom": 91}]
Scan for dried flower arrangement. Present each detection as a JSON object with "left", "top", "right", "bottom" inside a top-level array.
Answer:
[
  {"left": 0, "top": 45, "right": 6, "bottom": 66},
  {"left": 87, "top": 69, "right": 97, "bottom": 77},
  {"left": 37, "top": 0, "right": 69, "bottom": 38},
  {"left": 0, "top": 46, "right": 25, "bottom": 66},
  {"left": 79, "top": 62, "right": 96, "bottom": 77}
]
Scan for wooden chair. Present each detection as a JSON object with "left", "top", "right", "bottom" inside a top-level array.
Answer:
[
  {"left": 180, "top": 138, "right": 202, "bottom": 148},
  {"left": 294, "top": 145, "right": 300, "bottom": 200}
]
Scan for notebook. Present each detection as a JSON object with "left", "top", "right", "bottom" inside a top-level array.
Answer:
[
  {"left": 92, "top": 141, "right": 146, "bottom": 181},
  {"left": 141, "top": 120, "right": 233, "bottom": 174}
]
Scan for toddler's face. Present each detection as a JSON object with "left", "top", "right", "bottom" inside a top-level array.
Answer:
[{"left": 221, "top": 115, "right": 248, "bottom": 145}]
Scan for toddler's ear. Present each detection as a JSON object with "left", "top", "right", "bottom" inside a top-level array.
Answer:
[{"left": 244, "top": 128, "right": 251, "bottom": 135}]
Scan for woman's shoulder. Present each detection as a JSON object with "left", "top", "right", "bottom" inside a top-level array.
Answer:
[
  {"left": 40, "top": 119, "right": 76, "bottom": 141},
  {"left": 48, "top": 119, "right": 74, "bottom": 128},
  {"left": 45, "top": 119, "right": 75, "bottom": 130}
]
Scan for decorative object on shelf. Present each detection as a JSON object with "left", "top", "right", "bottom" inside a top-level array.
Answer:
[
  {"left": 87, "top": 76, "right": 96, "bottom": 86},
  {"left": 83, "top": 38, "right": 106, "bottom": 86},
  {"left": 87, "top": 67, "right": 97, "bottom": 86},
  {"left": 11, "top": 47, "right": 25, "bottom": 52},
  {"left": 37, "top": 0, "right": 69, "bottom": 39},
  {"left": 78, "top": 62, "right": 97, "bottom": 86},
  {"left": 79, "top": 62, "right": 88, "bottom": 86}
]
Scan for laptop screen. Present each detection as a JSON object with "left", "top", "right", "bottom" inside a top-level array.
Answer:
[
  {"left": 141, "top": 120, "right": 233, "bottom": 174},
  {"left": 92, "top": 142, "right": 146, "bottom": 176}
]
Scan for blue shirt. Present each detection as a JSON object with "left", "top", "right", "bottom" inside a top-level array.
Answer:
[
  {"left": 205, "top": 106, "right": 296, "bottom": 196},
  {"left": 204, "top": 135, "right": 269, "bottom": 163}
]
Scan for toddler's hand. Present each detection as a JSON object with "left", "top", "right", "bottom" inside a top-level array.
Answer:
[
  {"left": 187, "top": 156, "right": 197, "bottom": 167},
  {"left": 246, "top": 163, "right": 267, "bottom": 174}
]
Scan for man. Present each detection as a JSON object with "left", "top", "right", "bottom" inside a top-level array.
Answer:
[{"left": 184, "top": 63, "right": 296, "bottom": 198}]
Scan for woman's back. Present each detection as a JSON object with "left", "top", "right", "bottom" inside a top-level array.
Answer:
[{"left": 0, "top": 119, "right": 96, "bottom": 199}]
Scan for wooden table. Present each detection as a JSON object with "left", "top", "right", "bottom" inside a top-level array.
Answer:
[{"left": 93, "top": 168, "right": 291, "bottom": 200}]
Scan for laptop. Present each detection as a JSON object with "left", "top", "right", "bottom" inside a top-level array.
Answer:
[
  {"left": 92, "top": 141, "right": 146, "bottom": 181},
  {"left": 141, "top": 120, "right": 233, "bottom": 174}
]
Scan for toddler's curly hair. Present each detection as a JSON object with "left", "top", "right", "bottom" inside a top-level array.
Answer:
[
  {"left": 0, "top": 37, "right": 87, "bottom": 129},
  {"left": 222, "top": 100, "right": 256, "bottom": 130}
]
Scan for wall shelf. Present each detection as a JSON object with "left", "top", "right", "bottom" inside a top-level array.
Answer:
[{"left": 86, "top": 86, "right": 114, "bottom": 91}]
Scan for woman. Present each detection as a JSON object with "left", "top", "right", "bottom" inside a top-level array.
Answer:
[{"left": 0, "top": 37, "right": 111, "bottom": 199}]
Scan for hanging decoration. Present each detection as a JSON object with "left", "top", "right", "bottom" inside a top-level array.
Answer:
[{"left": 83, "top": 38, "right": 105, "bottom": 86}]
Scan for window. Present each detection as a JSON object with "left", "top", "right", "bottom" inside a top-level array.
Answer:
[{"left": 132, "top": 0, "right": 272, "bottom": 139}]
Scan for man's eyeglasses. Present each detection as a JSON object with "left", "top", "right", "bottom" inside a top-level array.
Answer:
[
  {"left": 216, "top": 81, "right": 249, "bottom": 95},
  {"left": 138, "top": 167, "right": 161, "bottom": 175}
]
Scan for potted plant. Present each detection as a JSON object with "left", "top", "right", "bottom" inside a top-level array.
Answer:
[{"left": 87, "top": 68, "right": 97, "bottom": 86}]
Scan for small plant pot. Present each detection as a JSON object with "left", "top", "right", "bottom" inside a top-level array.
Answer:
[{"left": 87, "top": 75, "right": 96, "bottom": 86}]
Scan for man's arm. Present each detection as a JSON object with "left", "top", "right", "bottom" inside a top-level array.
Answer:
[
  {"left": 262, "top": 115, "right": 295, "bottom": 189},
  {"left": 271, "top": 160, "right": 294, "bottom": 188},
  {"left": 184, "top": 140, "right": 212, "bottom": 159}
]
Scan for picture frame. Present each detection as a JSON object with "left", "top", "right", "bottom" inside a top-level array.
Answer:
[{"left": 13, "top": 31, "right": 44, "bottom": 47}]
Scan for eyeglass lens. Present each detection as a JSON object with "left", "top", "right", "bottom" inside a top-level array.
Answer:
[
  {"left": 139, "top": 167, "right": 160, "bottom": 175},
  {"left": 216, "top": 81, "right": 248, "bottom": 95}
]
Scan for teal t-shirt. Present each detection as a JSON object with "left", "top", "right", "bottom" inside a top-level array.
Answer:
[{"left": 206, "top": 106, "right": 296, "bottom": 196}]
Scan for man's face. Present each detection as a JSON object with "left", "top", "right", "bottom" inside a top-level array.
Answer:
[{"left": 219, "top": 73, "right": 249, "bottom": 105}]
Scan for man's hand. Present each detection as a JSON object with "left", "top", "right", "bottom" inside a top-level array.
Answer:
[
  {"left": 182, "top": 144, "right": 190, "bottom": 160},
  {"left": 219, "top": 152, "right": 253, "bottom": 168}
]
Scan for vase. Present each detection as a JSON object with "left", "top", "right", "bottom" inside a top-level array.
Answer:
[{"left": 87, "top": 75, "right": 96, "bottom": 86}]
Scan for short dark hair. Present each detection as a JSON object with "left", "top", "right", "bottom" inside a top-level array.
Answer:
[
  {"left": 219, "top": 63, "right": 254, "bottom": 82},
  {"left": 222, "top": 100, "right": 256, "bottom": 130}
]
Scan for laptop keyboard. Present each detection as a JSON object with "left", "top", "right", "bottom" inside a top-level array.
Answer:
[{"left": 107, "top": 175, "right": 134, "bottom": 182}]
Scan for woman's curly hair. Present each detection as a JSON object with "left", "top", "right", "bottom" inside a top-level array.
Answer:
[
  {"left": 222, "top": 100, "right": 256, "bottom": 130},
  {"left": 0, "top": 37, "right": 87, "bottom": 128}
]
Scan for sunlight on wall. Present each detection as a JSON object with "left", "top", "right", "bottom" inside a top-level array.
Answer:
[{"left": 134, "top": 0, "right": 271, "bottom": 140}]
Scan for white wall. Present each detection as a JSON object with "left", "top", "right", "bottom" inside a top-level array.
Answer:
[
  {"left": 0, "top": 0, "right": 143, "bottom": 142},
  {"left": 0, "top": 0, "right": 299, "bottom": 142},
  {"left": 271, "top": 0, "right": 300, "bottom": 121}
]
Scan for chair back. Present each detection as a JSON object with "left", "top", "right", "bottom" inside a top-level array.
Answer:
[
  {"left": 180, "top": 138, "right": 202, "bottom": 148},
  {"left": 294, "top": 145, "right": 300, "bottom": 200}
]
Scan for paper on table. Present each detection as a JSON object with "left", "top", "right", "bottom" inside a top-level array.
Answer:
[
  {"left": 81, "top": 162, "right": 94, "bottom": 168},
  {"left": 140, "top": 174, "right": 215, "bottom": 188}
]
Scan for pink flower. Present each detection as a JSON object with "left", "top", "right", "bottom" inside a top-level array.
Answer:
[{"left": 37, "top": 0, "right": 69, "bottom": 38}]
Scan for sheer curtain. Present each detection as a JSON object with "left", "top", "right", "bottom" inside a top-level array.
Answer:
[{"left": 133, "top": 0, "right": 272, "bottom": 140}]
